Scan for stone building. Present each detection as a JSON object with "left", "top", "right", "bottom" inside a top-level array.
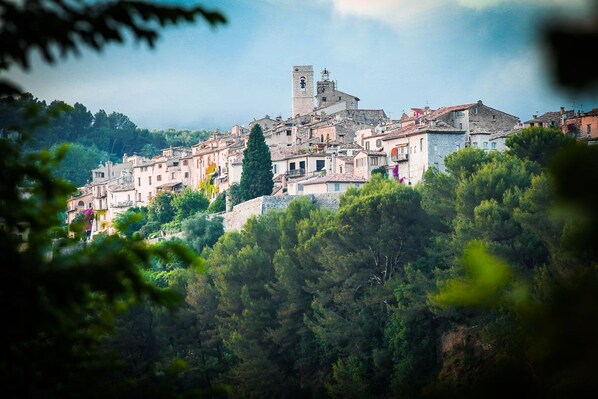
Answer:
[
  {"left": 315, "top": 67, "right": 360, "bottom": 112},
  {"left": 292, "top": 65, "right": 314, "bottom": 117}
]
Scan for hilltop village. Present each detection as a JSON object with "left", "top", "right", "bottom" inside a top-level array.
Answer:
[{"left": 66, "top": 65, "right": 598, "bottom": 236}]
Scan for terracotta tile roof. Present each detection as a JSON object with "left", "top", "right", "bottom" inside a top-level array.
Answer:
[
  {"left": 382, "top": 121, "right": 463, "bottom": 141},
  {"left": 425, "top": 102, "right": 478, "bottom": 120},
  {"left": 524, "top": 111, "right": 562, "bottom": 124},
  {"left": 301, "top": 173, "right": 367, "bottom": 185}
]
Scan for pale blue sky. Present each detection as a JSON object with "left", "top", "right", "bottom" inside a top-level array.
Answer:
[{"left": 7, "top": 0, "right": 598, "bottom": 130}]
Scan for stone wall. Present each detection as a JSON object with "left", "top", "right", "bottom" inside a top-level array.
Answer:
[{"left": 222, "top": 193, "right": 341, "bottom": 232}]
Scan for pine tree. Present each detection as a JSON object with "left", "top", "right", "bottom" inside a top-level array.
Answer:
[{"left": 239, "top": 124, "right": 273, "bottom": 201}]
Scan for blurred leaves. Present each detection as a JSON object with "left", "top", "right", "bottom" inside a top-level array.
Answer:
[{"left": 0, "top": 0, "right": 226, "bottom": 96}]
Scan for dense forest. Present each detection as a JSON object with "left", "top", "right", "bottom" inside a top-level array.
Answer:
[
  {"left": 3, "top": 0, "right": 597, "bottom": 397},
  {"left": 98, "top": 128, "right": 597, "bottom": 399},
  {"left": 0, "top": 93, "right": 212, "bottom": 186}
]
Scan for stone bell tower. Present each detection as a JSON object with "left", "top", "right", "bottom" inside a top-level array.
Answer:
[{"left": 291, "top": 65, "right": 314, "bottom": 117}]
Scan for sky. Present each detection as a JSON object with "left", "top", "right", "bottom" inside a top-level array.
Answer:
[{"left": 7, "top": 0, "right": 598, "bottom": 131}]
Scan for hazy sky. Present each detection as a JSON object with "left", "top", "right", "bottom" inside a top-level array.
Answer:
[{"left": 7, "top": 0, "right": 598, "bottom": 130}]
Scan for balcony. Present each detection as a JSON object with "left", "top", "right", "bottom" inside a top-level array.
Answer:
[
  {"left": 391, "top": 153, "right": 409, "bottom": 162},
  {"left": 286, "top": 168, "right": 306, "bottom": 177}
]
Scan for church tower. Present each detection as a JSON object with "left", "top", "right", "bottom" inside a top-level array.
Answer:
[{"left": 291, "top": 65, "right": 314, "bottom": 117}]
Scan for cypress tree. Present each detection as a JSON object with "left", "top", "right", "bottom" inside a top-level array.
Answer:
[{"left": 239, "top": 124, "right": 273, "bottom": 201}]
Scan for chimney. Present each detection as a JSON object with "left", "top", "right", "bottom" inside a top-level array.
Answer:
[{"left": 560, "top": 107, "right": 565, "bottom": 114}]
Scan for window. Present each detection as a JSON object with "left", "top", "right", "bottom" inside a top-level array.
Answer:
[
  {"left": 299, "top": 161, "right": 305, "bottom": 170},
  {"left": 588, "top": 124, "right": 592, "bottom": 135},
  {"left": 459, "top": 123, "right": 463, "bottom": 130},
  {"left": 491, "top": 142, "right": 497, "bottom": 149},
  {"left": 376, "top": 139, "right": 382, "bottom": 147},
  {"left": 183, "top": 160, "right": 188, "bottom": 166},
  {"left": 316, "top": 160, "right": 325, "bottom": 171},
  {"left": 298, "top": 184, "right": 304, "bottom": 191},
  {"left": 286, "top": 130, "right": 292, "bottom": 136},
  {"left": 78, "top": 200, "right": 84, "bottom": 207},
  {"left": 354, "top": 183, "right": 361, "bottom": 188},
  {"left": 371, "top": 157, "right": 379, "bottom": 166},
  {"left": 473, "top": 142, "right": 478, "bottom": 148},
  {"left": 420, "top": 138, "right": 423, "bottom": 151},
  {"left": 171, "top": 172, "right": 175, "bottom": 179},
  {"left": 148, "top": 176, "right": 152, "bottom": 185},
  {"left": 322, "top": 96, "right": 327, "bottom": 102},
  {"left": 157, "top": 175, "right": 162, "bottom": 182},
  {"left": 273, "top": 164, "right": 278, "bottom": 174},
  {"left": 184, "top": 172, "right": 189, "bottom": 178},
  {"left": 483, "top": 142, "right": 488, "bottom": 149},
  {"left": 290, "top": 162, "right": 296, "bottom": 170},
  {"left": 455, "top": 111, "right": 465, "bottom": 117},
  {"left": 158, "top": 164, "right": 162, "bottom": 169},
  {"left": 138, "top": 177, "right": 141, "bottom": 186},
  {"left": 334, "top": 183, "right": 340, "bottom": 192},
  {"left": 300, "top": 76, "right": 306, "bottom": 90},
  {"left": 365, "top": 141, "right": 370, "bottom": 150}
]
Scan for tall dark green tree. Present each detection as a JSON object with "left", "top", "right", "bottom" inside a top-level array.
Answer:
[{"left": 239, "top": 124, "right": 273, "bottom": 201}]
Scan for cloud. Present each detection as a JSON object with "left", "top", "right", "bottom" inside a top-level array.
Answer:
[{"left": 327, "top": 0, "right": 591, "bottom": 26}]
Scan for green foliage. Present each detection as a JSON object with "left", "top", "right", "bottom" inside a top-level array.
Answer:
[
  {"left": 0, "top": 1, "right": 228, "bottom": 397},
  {"left": 0, "top": 132, "right": 201, "bottom": 398},
  {"left": 419, "top": 167, "right": 457, "bottom": 231},
  {"left": 370, "top": 166, "right": 387, "bottom": 177},
  {"left": 226, "top": 183, "right": 244, "bottom": 208},
  {"left": 172, "top": 187, "right": 210, "bottom": 222},
  {"left": 444, "top": 147, "right": 493, "bottom": 181},
  {"left": 0, "top": 94, "right": 218, "bottom": 164},
  {"left": 453, "top": 153, "right": 546, "bottom": 269},
  {"left": 239, "top": 124, "right": 273, "bottom": 201},
  {"left": 506, "top": 126, "right": 577, "bottom": 166},
  {"left": 51, "top": 142, "right": 109, "bottom": 186},
  {"left": 148, "top": 191, "right": 176, "bottom": 225},
  {"left": 431, "top": 241, "right": 525, "bottom": 310},
  {"left": 208, "top": 191, "right": 226, "bottom": 213},
  {"left": 182, "top": 213, "right": 224, "bottom": 255},
  {"left": 113, "top": 207, "right": 149, "bottom": 238}
]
